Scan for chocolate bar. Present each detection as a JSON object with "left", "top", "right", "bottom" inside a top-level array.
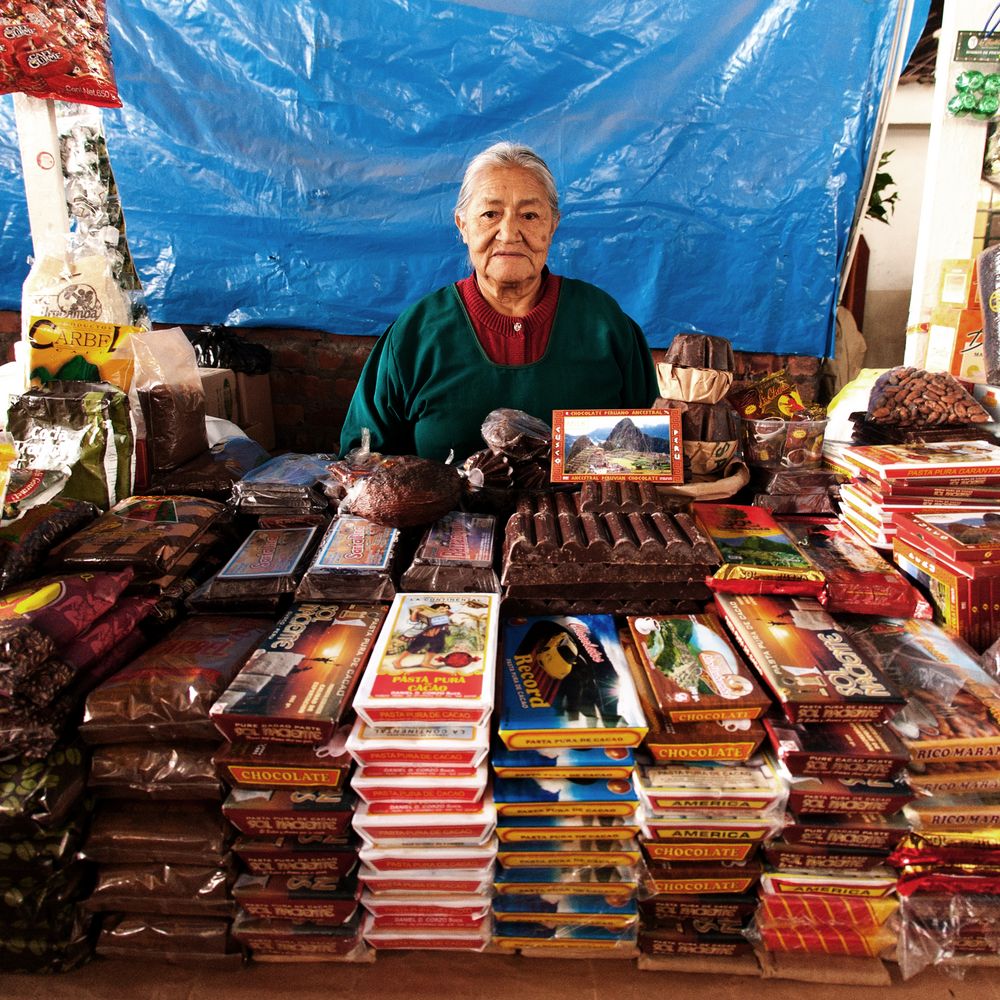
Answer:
[
  {"left": 715, "top": 594, "right": 905, "bottom": 724},
  {"left": 497, "top": 815, "right": 641, "bottom": 843},
  {"left": 577, "top": 481, "right": 690, "bottom": 515},
  {"left": 763, "top": 719, "right": 909, "bottom": 780},
  {"left": 637, "top": 894, "right": 757, "bottom": 926},
  {"left": 780, "top": 812, "right": 909, "bottom": 851},
  {"left": 352, "top": 799, "right": 496, "bottom": 846},
  {"left": 231, "top": 912, "right": 363, "bottom": 958},
  {"left": 222, "top": 787, "right": 354, "bottom": 837},
  {"left": 399, "top": 512, "right": 499, "bottom": 594},
  {"left": 493, "top": 865, "right": 638, "bottom": 898},
  {"left": 502, "top": 490, "right": 718, "bottom": 580},
  {"left": 639, "top": 923, "right": 753, "bottom": 958},
  {"left": 491, "top": 746, "right": 635, "bottom": 780},
  {"left": 760, "top": 868, "right": 898, "bottom": 898},
  {"left": 233, "top": 873, "right": 360, "bottom": 925},
  {"left": 211, "top": 602, "right": 386, "bottom": 745},
  {"left": 782, "top": 767, "right": 914, "bottom": 816},
  {"left": 233, "top": 836, "right": 359, "bottom": 878},
  {"left": 493, "top": 894, "right": 638, "bottom": 930},
  {"left": 213, "top": 738, "right": 353, "bottom": 791},
  {"left": 637, "top": 759, "right": 784, "bottom": 813},
  {"left": 640, "top": 834, "right": 761, "bottom": 864},
  {"left": 643, "top": 859, "right": 762, "bottom": 895},
  {"left": 495, "top": 839, "right": 642, "bottom": 869},
  {"left": 763, "top": 840, "right": 890, "bottom": 872},
  {"left": 493, "top": 776, "right": 640, "bottom": 817},
  {"left": 626, "top": 613, "right": 771, "bottom": 724},
  {"left": 362, "top": 893, "right": 491, "bottom": 930}
]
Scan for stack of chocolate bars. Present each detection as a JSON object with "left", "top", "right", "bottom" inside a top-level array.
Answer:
[
  {"left": 493, "top": 614, "right": 648, "bottom": 956},
  {"left": 716, "top": 594, "right": 909, "bottom": 963},
  {"left": 621, "top": 614, "right": 777, "bottom": 964},
  {"left": 892, "top": 511, "right": 1000, "bottom": 653},
  {"left": 348, "top": 593, "right": 500, "bottom": 953},
  {"left": 209, "top": 602, "right": 387, "bottom": 961},
  {"left": 500, "top": 485, "right": 720, "bottom": 617},
  {"left": 842, "top": 616, "right": 1000, "bottom": 977},
  {"left": 835, "top": 439, "right": 1000, "bottom": 551}
]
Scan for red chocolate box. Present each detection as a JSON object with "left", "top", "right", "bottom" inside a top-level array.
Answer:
[
  {"left": 222, "top": 788, "right": 354, "bottom": 837},
  {"left": 638, "top": 894, "right": 757, "bottom": 926},
  {"left": 233, "top": 873, "right": 360, "bottom": 925},
  {"left": 715, "top": 593, "right": 904, "bottom": 724},
  {"left": 780, "top": 811, "right": 909, "bottom": 851},
  {"left": 211, "top": 602, "right": 387, "bottom": 746},
  {"left": 782, "top": 769, "right": 915, "bottom": 816},
  {"left": 232, "top": 835, "right": 358, "bottom": 878},
  {"left": 231, "top": 912, "right": 362, "bottom": 957},
  {"left": 762, "top": 840, "right": 889, "bottom": 872},
  {"left": 763, "top": 718, "right": 909, "bottom": 781},
  {"left": 213, "top": 738, "right": 353, "bottom": 791}
]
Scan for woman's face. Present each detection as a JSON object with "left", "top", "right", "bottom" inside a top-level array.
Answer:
[{"left": 456, "top": 165, "right": 558, "bottom": 289}]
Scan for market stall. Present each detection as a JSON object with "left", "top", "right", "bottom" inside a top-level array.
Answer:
[{"left": 3, "top": 0, "right": 1000, "bottom": 994}]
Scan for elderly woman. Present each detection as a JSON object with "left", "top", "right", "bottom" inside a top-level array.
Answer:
[{"left": 339, "top": 141, "right": 658, "bottom": 461}]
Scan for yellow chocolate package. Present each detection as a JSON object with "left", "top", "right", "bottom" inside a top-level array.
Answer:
[{"left": 27, "top": 315, "right": 142, "bottom": 391}]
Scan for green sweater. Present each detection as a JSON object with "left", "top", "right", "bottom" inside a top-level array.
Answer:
[{"left": 339, "top": 278, "right": 659, "bottom": 461}]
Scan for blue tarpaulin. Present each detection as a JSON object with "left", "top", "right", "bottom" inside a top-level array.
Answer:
[{"left": 0, "top": 0, "right": 928, "bottom": 354}]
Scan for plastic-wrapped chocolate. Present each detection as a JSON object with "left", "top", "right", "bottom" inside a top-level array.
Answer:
[
  {"left": 85, "top": 863, "right": 236, "bottom": 917},
  {"left": 199, "top": 527, "right": 318, "bottom": 604},
  {"left": 0, "top": 906, "right": 92, "bottom": 974},
  {"left": 51, "top": 496, "right": 228, "bottom": 577},
  {"left": 97, "top": 914, "right": 239, "bottom": 962},
  {"left": 80, "top": 615, "right": 271, "bottom": 745},
  {"left": 0, "top": 498, "right": 98, "bottom": 594},
  {"left": 752, "top": 468, "right": 845, "bottom": 496},
  {"left": 149, "top": 434, "right": 271, "bottom": 500},
  {"left": 231, "top": 453, "right": 333, "bottom": 514},
  {"left": 295, "top": 515, "right": 400, "bottom": 603},
  {"left": 481, "top": 408, "right": 551, "bottom": 460},
  {"left": 82, "top": 800, "right": 230, "bottom": 866},
  {"left": 401, "top": 512, "right": 498, "bottom": 593},
  {"left": 88, "top": 743, "right": 223, "bottom": 800}
]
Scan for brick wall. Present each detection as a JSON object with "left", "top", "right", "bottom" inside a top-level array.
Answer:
[{"left": 0, "top": 311, "right": 823, "bottom": 453}]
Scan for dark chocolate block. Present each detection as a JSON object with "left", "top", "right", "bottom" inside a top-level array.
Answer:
[
  {"left": 504, "top": 491, "right": 720, "bottom": 572},
  {"left": 663, "top": 400, "right": 739, "bottom": 443},
  {"left": 577, "top": 482, "right": 690, "bottom": 515},
  {"left": 753, "top": 493, "right": 836, "bottom": 515},
  {"left": 663, "top": 333, "right": 734, "bottom": 372}
]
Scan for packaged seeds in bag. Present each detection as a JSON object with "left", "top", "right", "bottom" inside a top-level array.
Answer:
[
  {"left": 0, "top": 745, "right": 87, "bottom": 836},
  {"left": 0, "top": 498, "right": 97, "bottom": 593}
]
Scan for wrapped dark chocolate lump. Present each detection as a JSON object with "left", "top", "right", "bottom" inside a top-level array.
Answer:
[
  {"left": 480, "top": 408, "right": 551, "bottom": 460},
  {"left": 656, "top": 333, "right": 735, "bottom": 404},
  {"left": 339, "top": 453, "right": 464, "bottom": 528},
  {"left": 400, "top": 512, "right": 499, "bottom": 593}
]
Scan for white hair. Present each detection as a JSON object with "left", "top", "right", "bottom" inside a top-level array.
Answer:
[{"left": 454, "top": 141, "right": 560, "bottom": 221}]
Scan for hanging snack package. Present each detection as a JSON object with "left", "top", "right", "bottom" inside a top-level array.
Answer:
[
  {"left": 131, "top": 328, "right": 209, "bottom": 472},
  {"left": 728, "top": 369, "right": 805, "bottom": 420},
  {"left": 50, "top": 495, "right": 227, "bottom": 579},
  {"left": 0, "top": 0, "right": 122, "bottom": 107},
  {"left": 945, "top": 30, "right": 1000, "bottom": 122},
  {"left": 296, "top": 515, "right": 401, "bottom": 603},
  {"left": 779, "top": 518, "right": 931, "bottom": 619},
  {"left": 692, "top": 503, "right": 824, "bottom": 596},
  {"left": 400, "top": 512, "right": 499, "bottom": 593}
]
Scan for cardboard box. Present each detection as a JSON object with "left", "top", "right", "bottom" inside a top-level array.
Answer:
[
  {"left": 244, "top": 419, "right": 276, "bottom": 453},
  {"left": 236, "top": 372, "right": 272, "bottom": 426},
  {"left": 951, "top": 308, "right": 986, "bottom": 381},
  {"left": 937, "top": 258, "right": 980, "bottom": 311},
  {"left": 199, "top": 367, "right": 237, "bottom": 421}
]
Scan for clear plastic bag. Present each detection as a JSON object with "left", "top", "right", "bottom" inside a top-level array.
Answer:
[{"left": 131, "top": 328, "right": 209, "bottom": 472}]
